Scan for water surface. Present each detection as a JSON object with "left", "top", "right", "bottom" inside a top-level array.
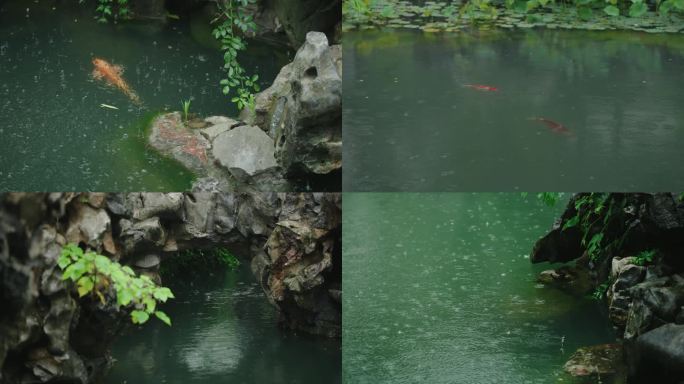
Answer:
[
  {"left": 343, "top": 193, "right": 616, "bottom": 383},
  {"left": 343, "top": 29, "right": 684, "bottom": 191},
  {"left": 0, "top": 1, "right": 289, "bottom": 191},
  {"left": 107, "top": 264, "right": 341, "bottom": 384}
]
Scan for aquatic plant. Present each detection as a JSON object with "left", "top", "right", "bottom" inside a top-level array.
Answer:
[
  {"left": 181, "top": 99, "right": 192, "bottom": 121},
  {"left": 161, "top": 247, "right": 240, "bottom": 277},
  {"left": 58, "top": 243, "right": 174, "bottom": 326},
  {"left": 212, "top": 0, "right": 261, "bottom": 111},
  {"left": 343, "top": 0, "right": 684, "bottom": 29}
]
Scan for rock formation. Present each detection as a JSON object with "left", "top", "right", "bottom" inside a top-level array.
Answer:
[
  {"left": 0, "top": 192, "right": 341, "bottom": 383},
  {"left": 531, "top": 193, "right": 684, "bottom": 382},
  {"left": 243, "top": 31, "right": 342, "bottom": 181},
  {"left": 149, "top": 32, "right": 342, "bottom": 192}
]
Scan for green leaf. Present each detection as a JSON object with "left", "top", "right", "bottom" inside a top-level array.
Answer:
[
  {"left": 659, "top": 0, "right": 673, "bottom": 14},
  {"left": 58, "top": 253, "right": 72, "bottom": 269},
  {"left": 143, "top": 297, "right": 156, "bottom": 312},
  {"left": 117, "top": 287, "right": 133, "bottom": 306},
  {"left": 77, "top": 276, "right": 94, "bottom": 297},
  {"left": 629, "top": 2, "right": 648, "bottom": 16},
  {"left": 153, "top": 287, "right": 175, "bottom": 302},
  {"left": 64, "top": 260, "right": 88, "bottom": 282},
  {"left": 155, "top": 311, "right": 172, "bottom": 326},
  {"left": 94, "top": 255, "right": 111, "bottom": 272},
  {"left": 672, "top": 0, "right": 684, "bottom": 10},
  {"left": 562, "top": 215, "right": 580, "bottom": 230},
  {"left": 578, "top": 7, "right": 593, "bottom": 20},
  {"left": 122, "top": 265, "right": 135, "bottom": 276},
  {"left": 131, "top": 310, "right": 150, "bottom": 324},
  {"left": 603, "top": 5, "right": 620, "bottom": 15}
]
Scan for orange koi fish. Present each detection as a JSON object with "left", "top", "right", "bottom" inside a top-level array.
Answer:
[
  {"left": 91, "top": 57, "right": 141, "bottom": 105},
  {"left": 529, "top": 117, "right": 573, "bottom": 136},
  {"left": 463, "top": 84, "right": 499, "bottom": 92}
]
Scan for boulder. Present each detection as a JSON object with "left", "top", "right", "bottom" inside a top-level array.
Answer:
[
  {"left": 124, "top": 193, "right": 184, "bottom": 221},
  {"left": 211, "top": 125, "right": 278, "bottom": 175},
  {"left": 65, "top": 204, "right": 111, "bottom": 250},
  {"left": 536, "top": 265, "right": 592, "bottom": 296},
  {"left": 612, "top": 263, "right": 646, "bottom": 293},
  {"left": 243, "top": 31, "right": 341, "bottom": 179},
  {"left": 610, "top": 256, "right": 637, "bottom": 279},
  {"left": 118, "top": 217, "right": 166, "bottom": 255},
  {"left": 132, "top": 254, "right": 161, "bottom": 269},
  {"left": 148, "top": 112, "right": 210, "bottom": 174},
  {"left": 625, "top": 300, "right": 655, "bottom": 339},
  {"left": 634, "top": 324, "right": 684, "bottom": 380},
  {"left": 274, "top": 32, "right": 341, "bottom": 177},
  {"left": 563, "top": 343, "right": 626, "bottom": 378}
]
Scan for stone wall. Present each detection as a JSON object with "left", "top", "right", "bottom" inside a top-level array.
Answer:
[{"left": 0, "top": 192, "right": 341, "bottom": 383}]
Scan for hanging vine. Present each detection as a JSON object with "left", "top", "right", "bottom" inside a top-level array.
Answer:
[{"left": 212, "top": 0, "right": 261, "bottom": 111}]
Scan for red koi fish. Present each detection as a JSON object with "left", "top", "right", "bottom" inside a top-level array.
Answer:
[
  {"left": 529, "top": 117, "right": 573, "bottom": 136},
  {"left": 463, "top": 84, "right": 499, "bottom": 92},
  {"left": 91, "top": 57, "right": 141, "bottom": 105}
]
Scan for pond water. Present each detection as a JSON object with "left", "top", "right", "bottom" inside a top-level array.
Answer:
[
  {"left": 343, "top": 193, "right": 616, "bottom": 383},
  {"left": 107, "top": 263, "right": 341, "bottom": 384},
  {"left": 0, "top": 1, "right": 290, "bottom": 191},
  {"left": 343, "top": 29, "right": 684, "bottom": 191}
]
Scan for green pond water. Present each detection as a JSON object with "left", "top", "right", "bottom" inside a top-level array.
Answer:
[
  {"left": 343, "top": 29, "right": 684, "bottom": 191},
  {"left": 106, "top": 263, "right": 341, "bottom": 384},
  {"left": 343, "top": 193, "right": 616, "bottom": 383},
  {"left": 0, "top": 1, "right": 290, "bottom": 191}
]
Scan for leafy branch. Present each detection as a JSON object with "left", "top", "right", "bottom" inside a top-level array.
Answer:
[
  {"left": 58, "top": 243, "right": 174, "bottom": 326},
  {"left": 212, "top": 0, "right": 260, "bottom": 110},
  {"left": 80, "top": 0, "right": 131, "bottom": 23}
]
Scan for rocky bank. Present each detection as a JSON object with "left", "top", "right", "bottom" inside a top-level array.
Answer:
[
  {"left": 0, "top": 192, "right": 341, "bottom": 383},
  {"left": 531, "top": 193, "right": 684, "bottom": 382},
  {"left": 148, "top": 31, "right": 341, "bottom": 192}
]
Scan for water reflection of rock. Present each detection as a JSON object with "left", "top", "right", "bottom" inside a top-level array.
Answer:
[{"left": 179, "top": 321, "right": 243, "bottom": 375}]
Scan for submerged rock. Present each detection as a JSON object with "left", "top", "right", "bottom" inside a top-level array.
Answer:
[
  {"left": 564, "top": 343, "right": 626, "bottom": 378},
  {"left": 537, "top": 264, "right": 593, "bottom": 296}
]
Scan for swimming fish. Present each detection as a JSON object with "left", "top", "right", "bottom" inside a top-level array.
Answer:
[
  {"left": 528, "top": 117, "right": 573, "bottom": 136},
  {"left": 91, "top": 57, "right": 141, "bottom": 105},
  {"left": 463, "top": 84, "right": 499, "bottom": 92}
]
